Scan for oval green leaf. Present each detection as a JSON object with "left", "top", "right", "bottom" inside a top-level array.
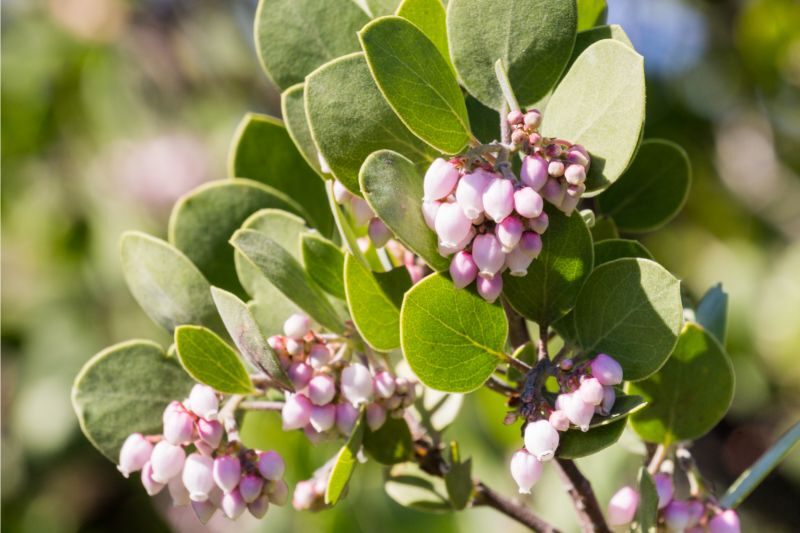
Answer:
[
  {"left": 175, "top": 325, "right": 254, "bottom": 394},
  {"left": 447, "top": 0, "right": 578, "bottom": 110},
  {"left": 72, "top": 340, "right": 195, "bottom": 461},
  {"left": 503, "top": 205, "right": 594, "bottom": 326},
  {"left": 360, "top": 16, "right": 470, "bottom": 154},
  {"left": 363, "top": 416, "right": 414, "bottom": 465},
  {"left": 396, "top": 0, "right": 451, "bottom": 64},
  {"left": 593, "top": 239, "right": 653, "bottom": 265},
  {"left": 254, "top": 0, "right": 369, "bottom": 89},
  {"left": 305, "top": 52, "right": 434, "bottom": 195},
  {"left": 400, "top": 273, "right": 508, "bottom": 392},
  {"left": 345, "top": 254, "right": 412, "bottom": 351},
  {"left": 635, "top": 467, "right": 658, "bottom": 533},
  {"left": 574, "top": 258, "right": 683, "bottom": 381},
  {"left": 556, "top": 417, "right": 626, "bottom": 459},
  {"left": 281, "top": 83, "right": 324, "bottom": 175},
  {"left": 627, "top": 323, "right": 735, "bottom": 445},
  {"left": 597, "top": 140, "right": 691, "bottom": 232},
  {"left": 586, "top": 393, "right": 647, "bottom": 429},
  {"left": 360, "top": 150, "right": 450, "bottom": 270},
  {"left": 694, "top": 283, "right": 728, "bottom": 345},
  {"left": 302, "top": 232, "right": 346, "bottom": 300},
  {"left": 577, "top": 0, "right": 607, "bottom": 31},
  {"left": 541, "top": 39, "right": 645, "bottom": 195},
  {"left": 326, "top": 410, "right": 365, "bottom": 505},
  {"left": 565, "top": 24, "right": 632, "bottom": 75},
  {"left": 384, "top": 463, "right": 452, "bottom": 512}
]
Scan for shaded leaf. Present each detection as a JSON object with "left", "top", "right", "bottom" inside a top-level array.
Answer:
[
  {"left": 694, "top": 283, "right": 728, "bottom": 345},
  {"left": 363, "top": 416, "right": 414, "bottom": 465},
  {"left": 302, "top": 232, "right": 346, "bottom": 300},
  {"left": 445, "top": 442, "right": 472, "bottom": 510},
  {"left": 593, "top": 239, "right": 653, "bottom": 266},
  {"left": 634, "top": 467, "right": 658, "bottom": 533},
  {"left": 281, "top": 83, "right": 324, "bottom": 175},
  {"left": 326, "top": 411, "right": 365, "bottom": 505},
  {"left": 466, "top": 95, "right": 499, "bottom": 144},
  {"left": 175, "top": 325, "right": 254, "bottom": 394},
  {"left": 586, "top": 393, "right": 647, "bottom": 428},
  {"left": 557, "top": 417, "right": 626, "bottom": 458},
  {"left": 385, "top": 463, "right": 452, "bottom": 512}
]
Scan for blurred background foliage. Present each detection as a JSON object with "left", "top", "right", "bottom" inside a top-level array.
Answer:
[{"left": 2, "top": 0, "right": 799, "bottom": 531}]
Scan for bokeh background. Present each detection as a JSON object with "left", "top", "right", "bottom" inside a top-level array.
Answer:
[{"left": 2, "top": 0, "right": 799, "bottom": 531}]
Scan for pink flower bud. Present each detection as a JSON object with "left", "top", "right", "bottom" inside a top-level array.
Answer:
[
  {"left": 653, "top": 473, "right": 674, "bottom": 510},
  {"left": 336, "top": 402, "right": 360, "bottom": 435},
  {"left": 483, "top": 178, "right": 515, "bottom": 222},
  {"left": 507, "top": 110, "right": 524, "bottom": 125},
  {"left": 607, "top": 486, "right": 639, "bottom": 526},
  {"left": 439, "top": 226, "right": 475, "bottom": 256},
  {"left": 529, "top": 212, "right": 549, "bottom": 234},
  {"left": 197, "top": 418, "right": 223, "bottom": 449},
  {"left": 569, "top": 144, "right": 589, "bottom": 162},
  {"left": 541, "top": 178, "right": 565, "bottom": 207},
  {"left": 213, "top": 454, "right": 241, "bottom": 493},
  {"left": 183, "top": 453, "right": 215, "bottom": 502},
  {"left": 285, "top": 337, "right": 303, "bottom": 356},
  {"left": 257, "top": 450, "right": 285, "bottom": 481},
  {"left": 578, "top": 378, "right": 605, "bottom": 406},
  {"left": 238, "top": 473, "right": 265, "bottom": 504},
  {"left": 513, "top": 187, "right": 544, "bottom": 219},
  {"left": 567, "top": 149, "right": 590, "bottom": 169},
  {"left": 248, "top": 494, "right": 270, "bottom": 518},
  {"left": 591, "top": 354, "right": 623, "bottom": 385},
  {"left": 366, "top": 403, "right": 387, "bottom": 431},
  {"left": 472, "top": 233, "right": 505, "bottom": 278},
  {"left": 163, "top": 409, "right": 195, "bottom": 445},
  {"left": 505, "top": 247, "right": 535, "bottom": 276},
  {"left": 456, "top": 169, "right": 492, "bottom": 220},
  {"left": 373, "top": 371, "right": 396, "bottom": 399},
  {"left": 709, "top": 510, "right": 740, "bottom": 533},
  {"left": 308, "top": 344, "right": 332, "bottom": 369},
  {"left": 310, "top": 403, "right": 337, "bottom": 432},
  {"left": 282, "top": 393, "right": 312, "bottom": 430},
  {"left": 596, "top": 386, "right": 616, "bottom": 416},
  {"left": 118, "top": 433, "right": 153, "bottom": 477},
  {"left": 150, "top": 441, "right": 186, "bottom": 483},
  {"left": 528, "top": 133, "right": 542, "bottom": 146},
  {"left": 510, "top": 449, "right": 542, "bottom": 494},
  {"left": 560, "top": 358, "right": 574, "bottom": 371},
  {"left": 424, "top": 158, "right": 460, "bottom": 201},
  {"left": 188, "top": 385, "right": 219, "bottom": 420},
  {"left": 421, "top": 200, "right": 441, "bottom": 230},
  {"left": 549, "top": 410, "right": 570, "bottom": 432},
  {"left": 496, "top": 216, "right": 524, "bottom": 253},
  {"left": 524, "top": 420, "right": 560, "bottom": 461},
  {"left": 687, "top": 500, "right": 705, "bottom": 527},
  {"left": 565, "top": 164, "right": 586, "bottom": 185},
  {"left": 559, "top": 392, "right": 595, "bottom": 431},
  {"left": 548, "top": 160, "right": 565, "bottom": 177},
  {"left": 434, "top": 202, "right": 473, "bottom": 249},
  {"left": 288, "top": 362, "right": 313, "bottom": 390},
  {"left": 268, "top": 479, "right": 289, "bottom": 506},
  {"left": 368, "top": 218, "right": 392, "bottom": 248},
  {"left": 308, "top": 375, "right": 336, "bottom": 406},
  {"left": 221, "top": 488, "right": 246, "bottom": 519},
  {"left": 341, "top": 363, "right": 373, "bottom": 405},
  {"left": 566, "top": 183, "right": 585, "bottom": 199},
  {"left": 518, "top": 232, "right": 543, "bottom": 258},
  {"left": 524, "top": 110, "right": 542, "bottom": 129},
  {"left": 293, "top": 480, "right": 316, "bottom": 510},
  {"left": 141, "top": 461, "right": 166, "bottom": 496},
  {"left": 168, "top": 475, "right": 190, "bottom": 506},
  {"left": 191, "top": 500, "right": 216, "bottom": 524},
  {"left": 350, "top": 196, "right": 374, "bottom": 227},
  {"left": 283, "top": 313, "right": 311, "bottom": 339},
  {"left": 476, "top": 274, "right": 503, "bottom": 303},
  {"left": 664, "top": 500, "right": 691, "bottom": 531},
  {"left": 332, "top": 179, "right": 351, "bottom": 203},
  {"left": 559, "top": 193, "right": 580, "bottom": 216}
]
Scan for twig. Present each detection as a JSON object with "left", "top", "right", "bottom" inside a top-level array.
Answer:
[
  {"left": 555, "top": 459, "right": 611, "bottom": 533},
  {"left": 474, "top": 481, "right": 560, "bottom": 532},
  {"left": 647, "top": 444, "right": 668, "bottom": 475},
  {"left": 504, "top": 298, "right": 531, "bottom": 349},
  {"left": 219, "top": 394, "right": 245, "bottom": 441},
  {"left": 538, "top": 326, "right": 550, "bottom": 361},
  {"left": 507, "top": 354, "right": 533, "bottom": 374},
  {"left": 238, "top": 400, "right": 285, "bottom": 412},
  {"left": 485, "top": 376, "right": 518, "bottom": 397}
]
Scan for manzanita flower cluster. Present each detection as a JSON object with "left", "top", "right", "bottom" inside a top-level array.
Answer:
[
  {"left": 509, "top": 353, "right": 623, "bottom": 493},
  {"left": 272, "top": 313, "right": 416, "bottom": 442},
  {"left": 117, "top": 384, "right": 289, "bottom": 523},
  {"left": 421, "top": 108, "right": 591, "bottom": 302},
  {"left": 331, "top": 179, "right": 393, "bottom": 248}
]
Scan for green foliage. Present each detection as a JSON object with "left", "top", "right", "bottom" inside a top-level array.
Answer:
[
  {"left": 557, "top": 417, "right": 626, "bottom": 458},
  {"left": 305, "top": 53, "right": 434, "bottom": 195},
  {"left": 254, "top": 0, "right": 369, "bottom": 89},
  {"left": 597, "top": 140, "right": 691, "bottom": 232},
  {"left": 447, "top": 0, "right": 578, "bottom": 109},
  {"left": 175, "top": 325, "right": 254, "bottom": 394},
  {"left": 401, "top": 273, "right": 508, "bottom": 392},
  {"left": 694, "top": 283, "right": 729, "bottom": 345},
  {"left": 542, "top": 39, "right": 645, "bottom": 194},
  {"left": 344, "top": 254, "right": 411, "bottom": 351},
  {"left": 594, "top": 239, "right": 653, "bottom": 265},
  {"left": 302, "top": 233, "right": 347, "bottom": 300},
  {"left": 326, "top": 411, "right": 365, "bottom": 505},
  {"left": 586, "top": 393, "right": 647, "bottom": 428},
  {"left": 627, "top": 323, "right": 735, "bottom": 445},
  {"left": 281, "top": 83, "right": 324, "bottom": 175},
  {"left": 465, "top": 95, "right": 500, "bottom": 144},
  {"left": 444, "top": 442, "right": 473, "bottom": 510},
  {"left": 396, "top": 0, "right": 451, "bottom": 64},
  {"left": 72, "top": 340, "right": 195, "bottom": 460},
  {"left": 576, "top": 0, "right": 607, "bottom": 31},
  {"left": 363, "top": 416, "right": 414, "bottom": 464},
  {"left": 360, "top": 16, "right": 471, "bottom": 154},
  {"left": 566, "top": 24, "right": 632, "bottom": 74},
  {"left": 634, "top": 467, "right": 659, "bottom": 533},
  {"left": 573, "top": 258, "right": 683, "bottom": 381},
  {"left": 384, "top": 463, "right": 452, "bottom": 512}
]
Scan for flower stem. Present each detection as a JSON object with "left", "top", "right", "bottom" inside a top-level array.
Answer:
[
  {"left": 474, "top": 481, "right": 561, "bottom": 532},
  {"left": 494, "top": 59, "right": 521, "bottom": 113},
  {"left": 238, "top": 400, "right": 285, "bottom": 412},
  {"left": 554, "top": 459, "right": 611, "bottom": 533}
]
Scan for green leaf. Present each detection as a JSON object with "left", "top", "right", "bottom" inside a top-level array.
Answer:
[
  {"left": 305, "top": 52, "right": 434, "bottom": 195},
  {"left": 360, "top": 150, "right": 450, "bottom": 270},
  {"left": 541, "top": 39, "right": 645, "bottom": 195},
  {"left": 384, "top": 463, "right": 452, "bottom": 512},
  {"left": 326, "top": 181, "right": 370, "bottom": 267},
  {"left": 634, "top": 467, "right": 658, "bottom": 533},
  {"left": 228, "top": 113, "right": 332, "bottom": 235},
  {"left": 586, "top": 393, "right": 647, "bottom": 428},
  {"left": 503, "top": 205, "right": 594, "bottom": 326},
  {"left": 590, "top": 217, "right": 619, "bottom": 241},
  {"left": 574, "top": 258, "right": 683, "bottom": 381},
  {"left": 210, "top": 287, "right": 293, "bottom": 390},
  {"left": 508, "top": 342, "right": 536, "bottom": 382},
  {"left": 447, "top": 0, "right": 577, "bottom": 109},
  {"left": 365, "top": 0, "right": 402, "bottom": 17},
  {"left": 120, "top": 231, "right": 221, "bottom": 334},
  {"left": 360, "top": 16, "right": 471, "bottom": 154},
  {"left": 231, "top": 229, "right": 345, "bottom": 333},
  {"left": 577, "top": 0, "right": 607, "bottom": 31},
  {"left": 168, "top": 179, "right": 306, "bottom": 296},
  {"left": 326, "top": 410, "right": 365, "bottom": 505},
  {"left": 445, "top": 442, "right": 473, "bottom": 510},
  {"left": 566, "top": 24, "right": 632, "bottom": 75},
  {"left": 396, "top": 0, "right": 451, "bottom": 65},
  {"left": 400, "top": 273, "right": 508, "bottom": 392},
  {"left": 594, "top": 239, "right": 653, "bottom": 265},
  {"left": 363, "top": 416, "right": 414, "bottom": 464},
  {"left": 344, "top": 254, "right": 412, "bottom": 351},
  {"left": 597, "top": 140, "right": 691, "bottom": 232},
  {"left": 72, "top": 340, "right": 195, "bottom": 461},
  {"left": 254, "top": 0, "right": 369, "bottom": 89},
  {"left": 694, "top": 283, "right": 728, "bottom": 345},
  {"left": 302, "top": 233, "right": 346, "bottom": 300},
  {"left": 466, "top": 95, "right": 499, "bottom": 144},
  {"left": 175, "top": 325, "right": 254, "bottom": 394},
  {"left": 281, "top": 83, "right": 325, "bottom": 175},
  {"left": 556, "top": 417, "right": 626, "bottom": 458},
  {"left": 627, "top": 323, "right": 734, "bottom": 445}
]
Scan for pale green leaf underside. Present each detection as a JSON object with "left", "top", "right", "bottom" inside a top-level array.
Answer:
[
  {"left": 302, "top": 232, "right": 347, "bottom": 300},
  {"left": 694, "top": 283, "right": 728, "bottom": 345},
  {"left": 326, "top": 411, "right": 365, "bottom": 505},
  {"left": 175, "top": 325, "right": 254, "bottom": 394},
  {"left": 281, "top": 83, "right": 324, "bottom": 175}
]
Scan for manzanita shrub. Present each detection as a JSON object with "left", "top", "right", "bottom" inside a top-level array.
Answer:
[{"left": 71, "top": 0, "right": 800, "bottom": 531}]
